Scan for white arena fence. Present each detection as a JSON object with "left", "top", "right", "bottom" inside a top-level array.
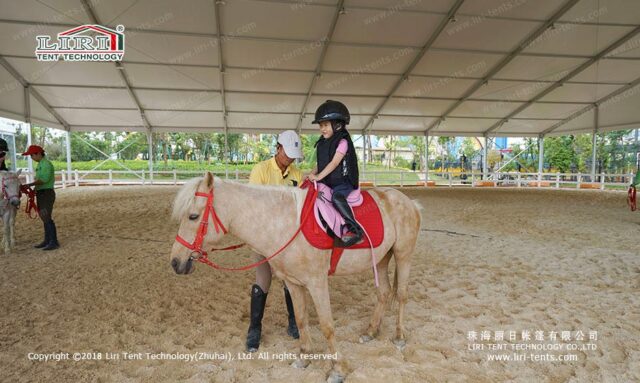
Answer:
[{"left": 17, "top": 169, "right": 635, "bottom": 191}]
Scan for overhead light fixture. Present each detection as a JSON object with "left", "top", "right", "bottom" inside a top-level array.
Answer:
[
  {"left": 339, "top": 7, "right": 347, "bottom": 15},
  {"left": 215, "top": 0, "right": 226, "bottom": 5},
  {"left": 115, "top": 61, "right": 124, "bottom": 70},
  {"left": 449, "top": 14, "right": 457, "bottom": 23}
]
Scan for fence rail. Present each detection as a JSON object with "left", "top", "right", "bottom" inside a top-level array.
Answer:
[{"left": 17, "top": 169, "right": 634, "bottom": 191}]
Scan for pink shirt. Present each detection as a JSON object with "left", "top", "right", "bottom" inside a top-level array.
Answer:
[{"left": 336, "top": 139, "right": 348, "bottom": 155}]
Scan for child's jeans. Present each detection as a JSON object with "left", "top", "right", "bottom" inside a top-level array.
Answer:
[{"left": 331, "top": 182, "right": 354, "bottom": 200}]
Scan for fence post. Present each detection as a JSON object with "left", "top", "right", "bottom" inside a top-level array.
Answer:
[
  {"left": 173, "top": 170, "right": 177, "bottom": 185},
  {"left": 74, "top": 170, "right": 79, "bottom": 187},
  {"left": 600, "top": 173, "right": 606, "bottom": 190},
  {"left": 576, "top": 173, "right": 581, "bottom": 189},
  {"left": 517, "top": 173, "right": 521, "bottom": 188},
  {"left": 556, "top": 173, "right": 560, "bottom": 188},
  {"left": 142, "top": 170, "right": 145, "bottom": 185},
  {"left": 61, "top": 172, "right": 66, "bottom": 189},
  {"left": 448, "top": 172, "right": 452, "bottom": 187},
  {"left": 400, "top": 172, "right": 404, "bottom": 187},
  {"left": 109, "top": 169, "right": 113, "bottom": 186},
  {"left": 235, "top": 169, "right": 239, "bottom": 181},
  {"left": 373, "top": 172, "right": 377, "bottom": 187},
  {"left": 471, "top": 172, "right": 475, "bottom": 187}
]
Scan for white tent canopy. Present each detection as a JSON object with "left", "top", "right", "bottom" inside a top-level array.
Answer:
[{"left": 0, "top": 0, "right": 639, "bottom": 137}]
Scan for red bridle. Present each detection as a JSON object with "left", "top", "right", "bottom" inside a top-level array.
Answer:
[
  {"left": 174, "top": 181, "right": 318, "bottom": 272},
  {"left": 175, "top": 188, "right": 230, "bottom": 261},
  {"left": 2, "top": 174, "right": 21, "bottom": 202}
]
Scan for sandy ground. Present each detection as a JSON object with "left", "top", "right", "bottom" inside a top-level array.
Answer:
[{"left": 1, "top": 185, "right": 639, "bottom": 382}]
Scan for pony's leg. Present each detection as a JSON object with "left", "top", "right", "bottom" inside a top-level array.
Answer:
[
  {"left": 307, "top": 280, "right": 346, "bottom": 383},
  {"left": 9, "top": 212, "right": 15, "bottom": 248},
  {"left": 360, "top": 250, "right": 393, "bottom": 343},
  {"left": 286, "top": 282, "right": 311, "bottom": 369},
  {"left": 392, "top": 254, "right": 412, "bottom": 348},
  {"left": 3, "top": 216, "right": 9, "bottom": 254}
]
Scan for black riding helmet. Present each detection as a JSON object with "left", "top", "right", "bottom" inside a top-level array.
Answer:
[
  {"left": 0, "top": 138, "right": 8, "bottom": 152},
  {"left": 312, "top": 100, "right": 350, "bottom": 125}
]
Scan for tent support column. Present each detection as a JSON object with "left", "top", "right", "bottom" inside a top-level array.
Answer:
[
  {"left": 538, "top": 134, "right": 545, "bottom": 184},
  {"left": 24, "top": 85, "right": 33, "bottom": 178},
  {"left": 424, "top": 132, "right": 429, "bottom": 183},
  {"left": 147, "top": 129, "right": 154, "bottom": 184},
  {"left": 361, "top": 130, "right": 367, "bottom": 173},
  {"left": 483, "top": 134, "right": 489, "bottom": 180},
  {"left": 591, "top": 105, "right": 598, "bottom": 182},
  {"left": 65, "top": 131, "right": 72, "bottom": 184},
  {"left": 224, "top": 129, "right": 229, "bottom": 179}
]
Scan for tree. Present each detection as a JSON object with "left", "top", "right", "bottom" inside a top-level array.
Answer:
[
  {"left": 409, "top": 136, "right": 425, "bottom": 171},
  {"left": 544, "top": 136, "right": 576, "bottom": 173},
  {"left": 115, "top": 132, "right": 147, "bottom": 160},
  {"left": 301, "top": 134, "right": 319, "bottom": 168},
  {"left": 437, "top": 136, "right": 454, "bottom": 171}
]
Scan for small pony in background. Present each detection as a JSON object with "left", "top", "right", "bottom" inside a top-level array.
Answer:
[{"left": 1, "top": 170, "right": 22, "bottom": 254}]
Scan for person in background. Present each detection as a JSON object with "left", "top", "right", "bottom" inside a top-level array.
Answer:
[
  {"left": 22, "top": 145, "right": 59, "bottom": 251},
  {"left": 0, "top": 138, "right": 9, "bottom": 171},
  {"left": 245, "top": 130, "right": 303, "bottom": 352}
]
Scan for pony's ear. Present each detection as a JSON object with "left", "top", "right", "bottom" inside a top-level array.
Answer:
[
  {"left": 204, "top": 171, "right": 214, "bottom": 189},
  {"left": 16, "top": 169, "right": 22, "bottom": 176}
]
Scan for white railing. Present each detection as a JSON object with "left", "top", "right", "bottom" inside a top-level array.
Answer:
[{"left": 18, "top": 169, "right": 634, "bottom": 191}]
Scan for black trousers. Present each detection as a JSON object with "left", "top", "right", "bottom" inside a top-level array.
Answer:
[{"left": 36, "top": 188, "right": 56, "bottom": 223}]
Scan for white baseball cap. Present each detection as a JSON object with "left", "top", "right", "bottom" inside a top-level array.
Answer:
[{"left": 278, "top": 130, "right": 303, "bottom": 159}]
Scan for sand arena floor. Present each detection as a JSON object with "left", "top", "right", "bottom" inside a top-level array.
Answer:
[{"left": 1, "top": 185, "right": 639, "bottom": 382}]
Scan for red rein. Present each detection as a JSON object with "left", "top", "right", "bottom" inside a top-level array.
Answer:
[{"left": 19, "top": 185, "right": 39, "bottom": 219}]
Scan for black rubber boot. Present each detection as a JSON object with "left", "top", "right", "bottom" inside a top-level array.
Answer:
[
  {"left": 34, "top": 222, "right": 50, "bottom": 249},
  {"left": 332, "top": 194, "right": 363, "bottom": 248},
  {"left": 246, "top": 284, "right": 267, "bottom": 352},
  {"left": 42, "top": 221, "right": 60, "bottom": 251},
  {"left": 284, "top": 286, "right": 299, "bottom": 339}
]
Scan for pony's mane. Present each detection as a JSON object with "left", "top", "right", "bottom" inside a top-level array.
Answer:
[
  {"left": 171, "top": 176, "right": 305, "bottom": 221},
  {"left": 172, "top": 177, "right": 203, "bottom": 220}
]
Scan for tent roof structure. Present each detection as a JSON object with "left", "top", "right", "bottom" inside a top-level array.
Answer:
[{"left": 0, "top": 0, "right": 639, "bottom": 137}]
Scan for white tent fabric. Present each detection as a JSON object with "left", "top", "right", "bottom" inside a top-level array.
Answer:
[{"left": 0, "top": 0, "right": 639, "bottom": 137}]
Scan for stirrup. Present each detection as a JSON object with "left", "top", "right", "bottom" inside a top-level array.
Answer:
[{"left": 335, "top": 232, "right": 362, "bottom": 248}]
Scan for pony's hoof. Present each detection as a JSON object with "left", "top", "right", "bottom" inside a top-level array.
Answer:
[
  {"left": 327, "top": 370, "right": 345, "bottom": 383},
  {"left": 359, "top": 335, "right": 373, "bottom": 343},
  {"left": 393, "top": 338, "right": 406, "bottom": 350},
  {"left": 292, "top": 358, "right": 309, "bottom": 369}
]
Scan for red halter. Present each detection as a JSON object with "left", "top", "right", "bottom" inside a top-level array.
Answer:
[{"left": 175, "top": 188, "right": 229, "bottom": 260}]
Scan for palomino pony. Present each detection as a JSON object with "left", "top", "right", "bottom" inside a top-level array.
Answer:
[
  {"left": 1, "top": 170, "right": 22, "bottom": 254},
  {"left": 170, "top": 173, "right": 421, "bottom": 382}
]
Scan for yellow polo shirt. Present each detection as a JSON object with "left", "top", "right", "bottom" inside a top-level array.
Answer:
[{"left": 249, "top": 157, "right": 303, "bottom": 187}]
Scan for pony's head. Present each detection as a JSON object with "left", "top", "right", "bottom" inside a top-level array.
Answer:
[
  {"left": 170, "top": 172, "right": 228, "bottom": 275},
  {"left": 1, "top": 170, "right": 22, "bottom": 208}
]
